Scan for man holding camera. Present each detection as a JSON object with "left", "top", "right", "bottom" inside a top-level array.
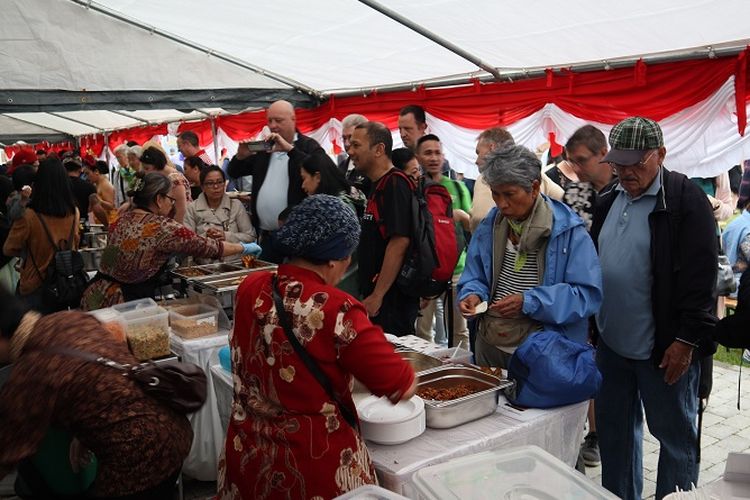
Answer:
[{"left": 227, "top": 100, "right": 323, "bottom": 263}]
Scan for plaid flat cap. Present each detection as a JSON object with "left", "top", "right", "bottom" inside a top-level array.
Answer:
[{"left": 601, "top": 117, "right": 664, "bottom": 165}]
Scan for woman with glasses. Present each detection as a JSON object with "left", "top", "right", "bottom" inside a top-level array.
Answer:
[
  {"left": 81, "top": 172, "right": 260, "bottom": 310},
  {"left": 184, "top": 166, "right": 256, "bottom": 265}
]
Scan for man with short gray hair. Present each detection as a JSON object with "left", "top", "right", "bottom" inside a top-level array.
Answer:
[
  {"left": 337, "top": 113, "right": 370, "bottom": 193},
  {"left": 112, "top": 143, "right": 132, "bottom": 207},
  {"left": 591, "top": 117, "right": 717, "bottom": 500}
]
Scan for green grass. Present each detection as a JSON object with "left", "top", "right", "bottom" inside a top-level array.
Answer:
[{"left": 714, "top": 346, "right": 745, "bottom": 366}]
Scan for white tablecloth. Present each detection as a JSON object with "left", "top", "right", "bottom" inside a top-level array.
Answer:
[
  {"left": 369, "top": 398, "right": 588, "bottom": 496},
  {"left": 170, "top": 330, "right": 229, "bottom": 481},
  {"left": 210, "top": 340, "right": 588, "bottom": 496},
  {"left": 211, "top": 364, "right": 233, "bottom": 434}
]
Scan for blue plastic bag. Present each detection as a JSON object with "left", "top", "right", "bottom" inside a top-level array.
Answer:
[{"left": 506, "top": 330, "right": 601, "bottom": 408}]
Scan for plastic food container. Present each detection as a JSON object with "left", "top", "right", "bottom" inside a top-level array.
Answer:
[
  {"left": 412, "top": 445, "right": 618, "bottom": 499},
  {"left": 427, "top": 346, "right": 474, "bottom": 365},
  {"left": 334, "top": 484, "right": 410, "bottom": 499},
  {"left": 88, "top": 308, "right": 127, "bottom": 343},
  {"left": 121, "top": 305, "right": 170, "bottom": 361},
  {"left": 169, "top": 304, "right": 220, "bottom": 339},
  {"left": 356, "top": 395, "right": 425, "bottom": 445},
  {"left": 111, "top": 298, "right": 158, "bottom": 316}
]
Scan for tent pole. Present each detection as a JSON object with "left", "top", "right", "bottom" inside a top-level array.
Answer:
[
  {"left": 210, "top": 117, "right": 219, "bottom": 165},
  {"left": 358, "top": 0, "right": 502, "bottom": 81},
  {"left": 48, "top": 112, "right": 103, "bottom": 133},
  {"left": 109, "top": 110, "right": 150, "bottom": 125},
  {"left": 1, "top": 114, "right": 72, "bottom": 136}
]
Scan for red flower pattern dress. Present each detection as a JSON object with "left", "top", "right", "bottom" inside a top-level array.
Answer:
[{"left": 218, "top": 264, "right": 415, "bottom": 500}]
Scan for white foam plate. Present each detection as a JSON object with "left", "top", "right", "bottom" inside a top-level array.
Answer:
[{"left": 474, "top": 301, "right": 488, "bottom": 314}]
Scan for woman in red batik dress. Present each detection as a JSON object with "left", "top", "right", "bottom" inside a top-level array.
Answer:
[{"left": 218, "top": 195, "right": 416, "bottom": 500}]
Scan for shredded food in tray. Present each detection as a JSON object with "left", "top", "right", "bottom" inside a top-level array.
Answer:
[
  {"left": 417, "top": 383, "right": 479, "bottom": 401},
  {"left": 241, "top": 255, "right": 257, "bottom": 269},
  {"left": 176, "top": 267, "right": 208, "bottom": 277}
]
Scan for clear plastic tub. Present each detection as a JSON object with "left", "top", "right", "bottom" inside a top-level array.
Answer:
[
  {"left": 111, "top": 298, "right": 158, "bottom": 316},
  {"left": 122, "top": 306, "right": 170, "bottom": 361},
  {"left": 412, "top": 445, "right": 618, "bottom": 499},
  {"left": 334, "top": 484, "right": 410, "bottom": 499},
  {"left": 428, "top": 346, "right": 474, "bottom": 365},
  {"left": 169, "top": 304, "right": 220, "bottom": 339},
  {"left": 88, "top": 308, "right": 127, "bottom": 343}
]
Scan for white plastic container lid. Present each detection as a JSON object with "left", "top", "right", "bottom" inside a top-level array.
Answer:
[
  {"left": 333, "top": 484, "right": 410, "bottom": 499},
  {"left": 111, "top": 298, "right": 158, "bottom": 316},
  {"left": 412, "top": 445, "right": 618, "bottom": 499}
]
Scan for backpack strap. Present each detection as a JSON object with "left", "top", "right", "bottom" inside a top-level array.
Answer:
[{"left": 33, "top": 211, "right": 60, "bottom": 252}]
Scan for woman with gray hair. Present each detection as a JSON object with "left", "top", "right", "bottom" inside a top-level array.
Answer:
[
  {"left": 457, "top": 144, "right": 603, "bottom": 367},
  {"left": 219, "top": 194, "right": 416, "bottom": 499}
]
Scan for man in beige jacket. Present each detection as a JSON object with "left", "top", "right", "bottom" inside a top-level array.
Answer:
[{"left": 470, "top": 128, "right": 563, "bottom": 231}]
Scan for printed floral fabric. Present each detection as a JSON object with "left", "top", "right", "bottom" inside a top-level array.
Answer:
[
  {"left": 80, "top": 210, "right": 222, "bottom": 310},
  {"left": 0, "top": 312, "right": 192, "bottom": 497},
  {"left": 218, "top": 264, "right": 414, "bottom": 499}
]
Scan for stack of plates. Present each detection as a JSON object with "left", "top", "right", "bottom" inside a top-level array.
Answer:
[{"left": 356, "top": 395, "right": 425, "bottom": 445}]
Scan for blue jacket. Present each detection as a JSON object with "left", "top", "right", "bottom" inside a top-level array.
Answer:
[
  {"left": 722, "top": 210, "right": 750, "bottom": 267},
  {"left": 457, "top": 196, "right": 603, "bottom": 344}
]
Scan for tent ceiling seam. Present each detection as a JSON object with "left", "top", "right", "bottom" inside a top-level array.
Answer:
[{"left": 68, "top": 0, "right": 323, "bottom": 100}]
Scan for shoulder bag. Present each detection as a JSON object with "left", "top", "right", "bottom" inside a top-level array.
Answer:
[
  {"left": 48, "top": 346, "right": 207, "bottom": 414},
  {"left": 271, "top": 275, "right": 358, "bottom": 430}
]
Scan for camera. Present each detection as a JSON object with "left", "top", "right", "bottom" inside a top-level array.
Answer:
[{"left": 244, "top": 139, "right": 274, "bottom": 152}]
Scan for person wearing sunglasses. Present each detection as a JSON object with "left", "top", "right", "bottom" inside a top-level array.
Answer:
[
  {"left": 184, "top": 166, "right": 256, "bottom": 265},
  {"left": 590, "top": 117, "right": 717, "bottom": 500},
  {"left": 81, "top": 171, "right": 260, "bottom": 311}
]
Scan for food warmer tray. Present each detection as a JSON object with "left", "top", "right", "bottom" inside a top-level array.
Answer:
[
  {"left": 170, "top": 263, "right": 246, "bottom": 281},
  {"left": 185, "top": 261, "right": 277, "bottom": 311},
  {"left": 417, "top": 366, "right": 514, "bottom": 429}
]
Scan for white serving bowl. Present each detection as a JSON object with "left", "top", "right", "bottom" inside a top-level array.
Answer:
[{"left": 356, "top": 395, "right": 425, "bottom": 445}]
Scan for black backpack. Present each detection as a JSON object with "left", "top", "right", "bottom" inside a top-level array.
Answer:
[{"left": 29, "top": 212, "right": 89, "bottom": 311}]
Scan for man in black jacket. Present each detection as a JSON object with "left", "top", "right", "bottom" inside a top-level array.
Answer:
[
  {"left": 227, "top": 100, "right": 323, "bottom": 263},
  {"left": 590, "top": 117, "right": 717, "bottom": 500}
]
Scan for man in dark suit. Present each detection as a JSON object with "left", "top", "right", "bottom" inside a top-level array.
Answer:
[{"left": 227, "top": 100, "right": 323, "bottom": 263}]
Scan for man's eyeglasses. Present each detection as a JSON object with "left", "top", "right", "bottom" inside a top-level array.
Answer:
[
  {"left": 608, "top": 150, "right": 657, "bottom": 169},
  {"left": 203, "top": 180, "right": 225, "bottom": 188},
  {"left": 568, "top": 155, "right": 593, "bottom": 167}
]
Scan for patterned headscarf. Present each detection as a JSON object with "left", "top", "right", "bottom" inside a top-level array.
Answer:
[{"left": 274, "top": 194, "right": 361, "bottom": 261}]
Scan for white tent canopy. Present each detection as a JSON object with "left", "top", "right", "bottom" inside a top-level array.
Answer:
[{"left": 2, "top": 0, "right": 750, "bottom": 146}]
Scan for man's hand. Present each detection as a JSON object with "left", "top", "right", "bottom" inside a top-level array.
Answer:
[
  {"left": 659, "top": 341, "right": 694, "bottom": 385},
  {"left": 490, "top": 293, "right": 524, "bottom": 318},
  {"left": 459, "top": 294, "right": 481, "bottom": 317},
  {"left": 362, "top": 293, "right": 383, "bottom": 317},
  {"left": 20, "top": 185, "right": 32, "bottom": 200},
  {"left": 235, "top": 142, "right": 257, "bottom": 160},
  {"left": 267, "top": 133, "right": 293, "bottom": 153}
]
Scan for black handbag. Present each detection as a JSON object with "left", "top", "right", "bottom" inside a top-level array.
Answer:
[
  {"left": 49, "top": 347, "right": 207, "bottom": 414},
  {"left": 272, "top": 275, "right": 359, "bottom": 429}
]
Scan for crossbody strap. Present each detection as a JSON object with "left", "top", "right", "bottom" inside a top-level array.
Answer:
[
  {"left": 271, "top": 275, "right": 358, "bottom": 430},
  {"left": 44, "top": 345, "right": 133, "bottom": 372}
]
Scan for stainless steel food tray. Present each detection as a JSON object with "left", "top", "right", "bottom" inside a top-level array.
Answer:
[
  {"left": 417, "top": 366, "right": 514, "bottom": 428},
  {"left": 171, "top": 263, "right": 245, "bottom": 281},
  {"left": 398, "top": 350, "right": 442, "bottom": 374}
]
